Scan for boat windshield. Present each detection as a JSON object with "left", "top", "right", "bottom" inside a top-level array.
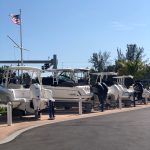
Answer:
[{"left": 42, "top": 68, "right": 90, "bottom": 86}]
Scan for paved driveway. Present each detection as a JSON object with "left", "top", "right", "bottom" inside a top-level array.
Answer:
[{"left": 1, "top": 107, "right": 150, "bottom": 150}]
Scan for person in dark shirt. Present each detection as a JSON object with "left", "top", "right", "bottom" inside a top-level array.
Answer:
[
  {"left": 133, "top": 81, "right": 143, "bottom": 100},
  {"left": 95, "top": 82, "right": 105, "bottom": 112}
]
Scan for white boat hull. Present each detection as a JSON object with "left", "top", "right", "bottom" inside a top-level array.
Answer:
[{"left": 43, "top": 85, "right": 92, "bottom": 101}]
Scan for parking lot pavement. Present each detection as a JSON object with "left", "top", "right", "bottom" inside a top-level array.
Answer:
[{"left": 1, "top": 104, "right": 150, "bottom": 143}]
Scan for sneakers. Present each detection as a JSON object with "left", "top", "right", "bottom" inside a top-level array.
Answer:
[{"left": 48, "top": 117, "right": 55, "bottom": 120}]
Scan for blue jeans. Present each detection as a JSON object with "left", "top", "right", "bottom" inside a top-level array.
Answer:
[
  {"left": 97, "top": 95, "right": 104, "bottom": 112},
  {"left": 48, "top": 100, "right": 55, "bottom": 118}
]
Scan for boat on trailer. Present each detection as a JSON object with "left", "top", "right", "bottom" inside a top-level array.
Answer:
[
  {"left": 113, "top": 75, "right": 150, "bottom": 105},
  {"left": 42, "top": 68, "right": 94, "bottom": 112},
  {"left": 91, "top": 73, "right": 141, "bottom": 107},
  {"left": 0, "top": 66, "right": 53, "bottom": 115}
]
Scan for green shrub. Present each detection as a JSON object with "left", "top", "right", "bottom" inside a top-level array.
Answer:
[{"left": 0, "top": 106, "right": 7, "bottom": 114}]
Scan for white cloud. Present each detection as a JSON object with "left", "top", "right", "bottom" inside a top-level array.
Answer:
[{"left": 111, "top": 21, "right": 147, "bottom": 31}]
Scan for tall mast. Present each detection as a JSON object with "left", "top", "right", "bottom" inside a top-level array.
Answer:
[{"left": 19, "top": 9, "right": 23, "bottom": 66}]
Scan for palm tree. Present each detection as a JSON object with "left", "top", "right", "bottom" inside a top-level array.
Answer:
[
  {"left": 116, "top": 44, "right": 146, "bottom": 79},
  {"left": 89, "top": 51, "right": 110, "bottom": 72}
]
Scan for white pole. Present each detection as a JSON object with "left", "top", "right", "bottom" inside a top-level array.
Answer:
[
  {"left": 145, "top": 97, "right": 148, "bottom": 104},
  {"left": 119, "top": 96, "right": 122, "bottom": 109},
  {"left": 7, "top": 102, "right": 12, "bottom": 126},
  {"left": 79, "top": 99, "right": 82, "bottom": 115}
]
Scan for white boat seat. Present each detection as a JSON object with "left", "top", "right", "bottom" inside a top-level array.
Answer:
[
  {"left": 10, "top": 88, "right": 52, "bottom": 103},
  {"left": 10, "top": 89, "right": 30, "bottom": 102},
  {"left": 12, "top": 98, "right": 27, "bottom": 103}
]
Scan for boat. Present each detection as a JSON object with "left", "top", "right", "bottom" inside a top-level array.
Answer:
[
  {"left": 112, "top": 75, "right": 134, "bottom": 106},
  {"left": 0, "top": 66, "right": 53, "bottom": 115},
  {"left": 113, "top": 75, "right": 150, "bottom": 105},
  {"left": 42, "top": 68, "right": 94, "bottom": 112}
]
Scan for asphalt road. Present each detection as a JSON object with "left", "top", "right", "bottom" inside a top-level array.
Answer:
[{"left": 1, "top": 107, "right": 150, "bottom": 150}]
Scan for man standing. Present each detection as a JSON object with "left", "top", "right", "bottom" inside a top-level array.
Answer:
[
  {"left": 95, "top": 82, "right": 105, "bottom": 112},
  {"left": 48, "top": 99, "right": 55, "bottom": 120}
]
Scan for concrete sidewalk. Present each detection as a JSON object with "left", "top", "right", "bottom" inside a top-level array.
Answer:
[{"left": 1, "top": 104, "right": 150, "bottom": 144}]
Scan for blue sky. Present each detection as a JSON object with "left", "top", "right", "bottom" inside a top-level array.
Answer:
[{"left": 0, "top": 0, "right": 149, "bottom": 68}]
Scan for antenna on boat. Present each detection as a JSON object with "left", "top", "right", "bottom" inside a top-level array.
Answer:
[{"left": 7, "top": 35, "right": 30, "bottom": 51}]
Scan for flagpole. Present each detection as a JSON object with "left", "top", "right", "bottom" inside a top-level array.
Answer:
[{"left": 19, "top": 9, "right": 23, "bottom": 66}]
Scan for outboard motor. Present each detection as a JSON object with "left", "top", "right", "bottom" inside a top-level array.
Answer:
[
  {"left": 107, "top": 84, "right": 121, "bottom": 108},
  {"left": 30, "top": 82, "right": 42, "bottom": 119},
  {"left": 101, "top": 82, "right": 108, "bottom": 99}
]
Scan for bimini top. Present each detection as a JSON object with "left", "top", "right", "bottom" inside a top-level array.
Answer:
[
  {"left": 113, "top": 75, "right": 133, "bottom": 79},
  {"left": 74, "top": 68, "right": 90, "bottom": 72},
  {"left": 46, "top": 68, "right": 90, "bottom": 73},
  {"left": 46, "top": 68, "right": 74, "bottom": 72},
  {"left": 90, "top": 72, "right": 118, "bottom": 76},
  {"left": 5, "top": 66, "right": 42, "bottom": 72}
]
